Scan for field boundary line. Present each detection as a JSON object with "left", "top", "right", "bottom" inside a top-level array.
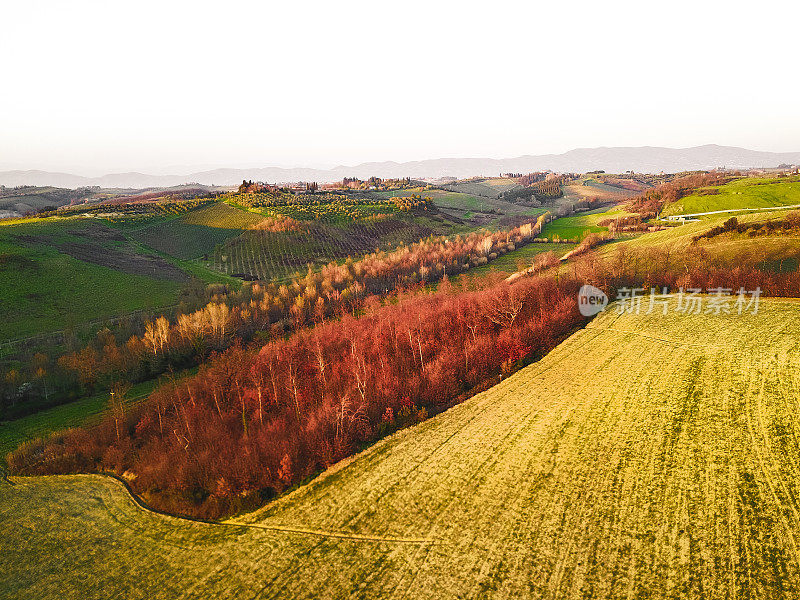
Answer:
[
  {"left": 9, "top": 472, "right": 435, "bottom": 545},
  {"left": 107, "top": 472, "right": 436, "bottom": 544}
]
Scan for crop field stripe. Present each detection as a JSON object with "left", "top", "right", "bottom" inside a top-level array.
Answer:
[
  {"left": 748, "top": 365, "right": 800, "bottom": 562},
  {"left": 224, "top": 520, "right": 435, "bottom": 544}
]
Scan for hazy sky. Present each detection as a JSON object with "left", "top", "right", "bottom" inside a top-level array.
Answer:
[{"left": 2, "top": 0, "right": 799, "bottom": 174}]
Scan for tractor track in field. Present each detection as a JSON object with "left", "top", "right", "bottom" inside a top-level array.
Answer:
[
  {"left": 747, "top": 369, "right": 800, "bottom": 567},
  {"left": 584, "top": 325, "right": 710, "bottom": 349},
  {"left": 223, "top": 520, "right": 436, "bottom": 545}
]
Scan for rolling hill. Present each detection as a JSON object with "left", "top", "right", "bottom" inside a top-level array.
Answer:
[
  {"left": 660, "top": 177, "right": 800, "bottom": 217},
  {"left": 3, "top": 297, "right": 800, "bottom": 598}
]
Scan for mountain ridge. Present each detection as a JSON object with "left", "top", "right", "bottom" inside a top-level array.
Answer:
[{"left": 2, "top": 145, "right": 798, "bottom": 189}]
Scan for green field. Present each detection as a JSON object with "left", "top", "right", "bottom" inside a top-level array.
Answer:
[
  {"left": 0, "top": 218, "right": 185, "bottom": 340},
  {"left": 460, "top": 242, "right": 576, "bottom": 278},
  {"left": 4, "top": 298, "right": 800, "bottom": 598},
  {"left": 541, "top": 213, "right": 608, "bottom": 241},
  {"left": 660, "top": 177, "right": 800, "bottom": 217},
  {"left": 539, "top": 206, "right": 639, "bottom": 243},
  {"left": 0, "top": 368, "right": 199, "bottom": 462},
  {"left": 128, "top": 201, "right": 264, "bottom": 259}
]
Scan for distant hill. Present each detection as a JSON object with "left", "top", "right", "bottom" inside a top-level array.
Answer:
[{"left": 2, "top": 145, "right": 799, "bottom": 189}]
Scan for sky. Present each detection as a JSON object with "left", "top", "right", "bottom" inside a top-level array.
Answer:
[{"left": 2, "top": 0, "right": 799, "bottom": 175}]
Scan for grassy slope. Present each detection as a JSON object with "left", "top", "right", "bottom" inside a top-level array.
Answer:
[
  {"left": 660, "top": 177, "right": 800, "bottom": 217},
  {"left": 539, "top": 206, "right": 635, "bottom": 241},
  {"left": 541, "top": 214, "right": 606, "bottom": 240},
  {"left": 0, "top": 219, "right": 183, "bottom": 340},
  {"left": 459, "top": 242, "right": 576, "bottom": 279},
  {"left": 594, "top": 206, "right": 800, "bottom": 268},
  {"left": 4, "top": 299, "right": 800, "bottom": 598},
  {"left": 538, "top": 205, "right": 642, "bottom": 243},
  {"left": 128, "top": 201, "right": 263, "bottom": 259}
]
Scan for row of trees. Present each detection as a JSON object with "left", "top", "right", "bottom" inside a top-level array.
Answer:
[
  {"left": 338, "top": 177, "right": 413, "bottom": 190},
  {"left": 387, "top": 194, "right": 434, "bottom": 212},
  {"left": 529, "top": 177, "right": 564, "bottom": 199},
  {"left": 518, "top": 172, "right": 547, "bottom": 186},
  {"left": 693, "top": 211, "right": 800, "bottom": 242},
  {"left": 501, "top": 176, "right": 566, "bottom": 204},
  {"left": 597, "top": 214, "right": 653, "bottom": 234}
]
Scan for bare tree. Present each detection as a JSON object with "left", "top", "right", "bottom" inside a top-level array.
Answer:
[
  {"left": 487, "top": 286, "right": 524, "bottom": 329},
  {"left": 109, "top": 381, "right": 131, "bottom": 443}
]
